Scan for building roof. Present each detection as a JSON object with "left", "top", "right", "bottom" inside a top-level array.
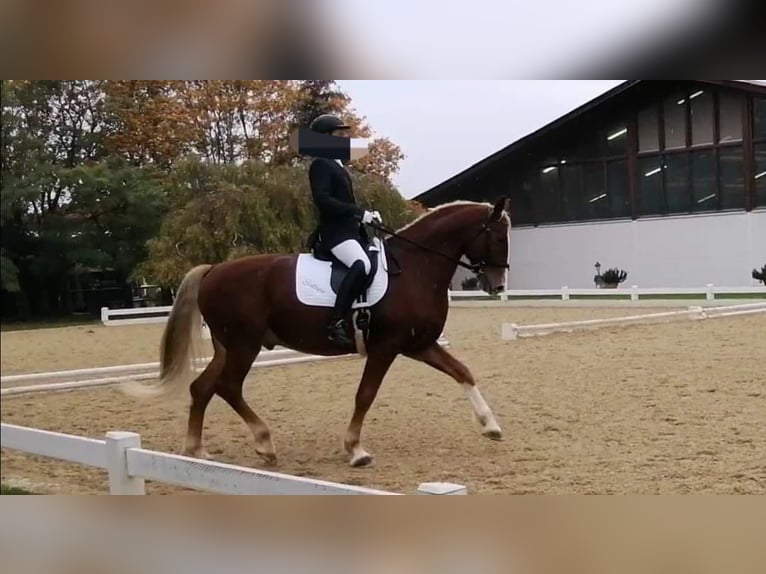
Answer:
[{"left": 413, "top": 80, "right": 766, "bottom": 205}]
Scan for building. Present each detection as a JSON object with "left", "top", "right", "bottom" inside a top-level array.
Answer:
[{"left": 414, "top": 80, "right": 766, "bottom": 290}]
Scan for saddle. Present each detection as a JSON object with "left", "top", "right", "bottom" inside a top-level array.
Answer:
[{"left": 307, "top": 230, "right": 379, "bottom": 302}]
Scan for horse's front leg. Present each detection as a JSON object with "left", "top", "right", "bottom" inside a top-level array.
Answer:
[
  {"left": 344, "top": 349, "right": 398, "bottom": 467},
  {"left": 405, "top": 342, "right": 502, "bottom": 440}
]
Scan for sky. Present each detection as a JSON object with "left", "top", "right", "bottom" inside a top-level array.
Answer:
[
  {"left": 336, "top": 80, "right": 625, "bottom": 199},
  {"left": 324, "top": 0, "right": 718, "bottom": 79}
]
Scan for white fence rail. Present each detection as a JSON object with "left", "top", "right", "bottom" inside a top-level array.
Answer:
[
  {"left": 0, "top": 422, "right": 466, "bottom": 495},
  {"left": 1, "top": 334, "right": 451, "bottom": 397},
  {"left": 501, "top": 302, "right": 766, "bottom": 340},
  {"left": 450, "top": 284, "right": 766, "bottom": 302}
]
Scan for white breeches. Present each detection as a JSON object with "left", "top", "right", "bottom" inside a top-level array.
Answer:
[{"left": 331, "top": 239, "right": 371, "bottom": 274}]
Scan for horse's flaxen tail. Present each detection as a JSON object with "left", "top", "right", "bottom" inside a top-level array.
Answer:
[{"left": 121, "top": 264, "right": 212, "bottom": 400}]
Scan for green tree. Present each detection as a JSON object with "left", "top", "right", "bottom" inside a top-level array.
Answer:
[{"left": 136, "top": 158, "right": 421, "bottom": 288}]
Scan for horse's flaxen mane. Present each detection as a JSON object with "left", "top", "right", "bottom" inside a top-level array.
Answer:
[{"left": 396, "top": 200, "right": 509, "bottom": 233}]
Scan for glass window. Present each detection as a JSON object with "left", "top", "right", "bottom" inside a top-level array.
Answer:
[
  {"left": 690, "top": 89, "right": 714, "bottom": 146},
  {"left": 640, "top": 156, "right": 664, "bottom": 216},
  {"left": 560, "top": 164, "right": 582, "bottom": 221},
  {"left": 538, "top": 165, "right": 561, "bottom": 222},
  {"left": 754, "top": 143, "right": 766, "bottom": 208},
  {"left": 664, "top": 93, "right": 687, "bottom": 150},
  {"left": 638, "top": 105, "right": 659, "bottom": 153},
  {"left": 582, "top": 163, "right": 607, "bottom": 220},
  {"left": 605, "top": 123, "right": 628, "bottom": 156},
  {"left": 754, "top": 97, "right": 766, "bottom": 141},
  {"left": 664, "top": 154, "right": 690, "bottom": 214},
  {"left": 719, "top": 146, "right": 745, "bottom": 210},
  {"left": 719, "top": 93, "right": 743, "bottom": 143},
  {"left": 691, "top": 151, "right": 716, "bottom": 211},
  {"left": 607, "top": 160, "right": 631, "bottom": 218},
  {"left": 511, "top": 173, "right": 536, "bottom": 225},
  {"left": 576, "top": 131, "right": 603, "bottom": 160}
]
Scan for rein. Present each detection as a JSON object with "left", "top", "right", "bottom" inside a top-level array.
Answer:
[{"left": 366, "top": 213, "right": 509, "bottom": 275}]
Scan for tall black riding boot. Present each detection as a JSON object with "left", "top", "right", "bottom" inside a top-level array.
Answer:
[{"left": 327, "top": 261, "right": 367, "bottom": 350}]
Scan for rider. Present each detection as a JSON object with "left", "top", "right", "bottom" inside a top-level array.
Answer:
[{"left": 307, "top": 113, "right": 382, "bottom": 349}]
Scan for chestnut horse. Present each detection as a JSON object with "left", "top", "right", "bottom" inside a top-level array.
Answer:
[{"left": 124, "top": 198, "right": 511, "bottom": 468}]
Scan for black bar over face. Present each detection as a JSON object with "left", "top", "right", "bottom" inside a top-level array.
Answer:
[{"left": 289, "top": 127, "right": 368, "bottom": 161}]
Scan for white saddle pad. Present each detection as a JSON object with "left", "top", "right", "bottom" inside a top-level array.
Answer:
[{"left": 295, "top": 238, "right": 389, "bottom": 309}]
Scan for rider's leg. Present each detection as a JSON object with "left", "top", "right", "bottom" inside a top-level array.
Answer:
[{"left": 327, "top": 240, "right": 371, "bottom": 349}]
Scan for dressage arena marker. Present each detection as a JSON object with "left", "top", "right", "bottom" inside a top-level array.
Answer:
[
  {"left": 0, "top": 335, "right": 451, "bottom": 397},
  {"left": 501, "top": 302, "right": 766, "bottom": 340}
]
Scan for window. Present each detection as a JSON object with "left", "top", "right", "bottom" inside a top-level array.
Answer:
[
  {"left": 560, "top": 164, "right": 582, "bottom": 221},
  {"left": 719, "top": 146, "right": 745, "bottom": 210},
  {"left": 510, "top": 173, "right": 536, "bottom": 226},
  {"left": 638, "top": 105, "right": 660, "bottom": 153},
  {"left": 690, "top": 90, "right": 714, "bottom": 146},
  {"left": 754, "top": 97, "right": 766, "bottom": 141},
  {"left": 691, "top": 151, "right": 716, "bottom": 211},
  {"left": 539, "top": 165, "right": 561, "bottom": 222},
  {"left": 718, "top": 93, "right": 743, "bottom": 143},
  {"left": 664, "top": 154, "right": 689, "bottom": 213},
  {"left": 605, "top": 124, "right": 628, "bottom": 156},
  {"left": 755, "top": 143, "right": 766, "bottom": 208},
  {"left": 575, "top": 131, "right": 603, "bottom": 160},
  {"left": 664, "top": 93, "right": 687, "bottom": 150},
  {"left": 582, "top": 163, "right": 607, "bottom": 220},
  {"left": 607, "top": 160, "right": 631, "bottom": 218},
  {"left": 640, "top": 157, "right": 663, "bottom": 216}
]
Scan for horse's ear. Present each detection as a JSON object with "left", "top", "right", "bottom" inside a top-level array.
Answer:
[{"left": 491, "top": 197, "right": 510, "bottom": 221}]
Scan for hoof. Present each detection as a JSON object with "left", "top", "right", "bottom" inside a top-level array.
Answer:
[
  {"left": 257, "top": 450, "right": 278, "bottom": 465},
  {"left": 482, "top": 428, "right": 503, "bottom": 441},
  {"left": 350, "top": 453, "right": 373, "bottom": 468}
]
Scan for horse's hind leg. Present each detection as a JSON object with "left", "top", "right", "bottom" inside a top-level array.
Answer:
[
  {"left": 184, "top": 336, "right": 226, "bottom": 459},
  {"left": 405, "top": 342, "right": 502, "bottom": 441},
  {"left": 214, "top": 341, "right": 277, "bottom": 465}
]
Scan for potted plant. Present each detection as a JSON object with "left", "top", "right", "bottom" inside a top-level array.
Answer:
[
  {"left": 753, "top": 264, "right": 766, "bottom": 285},
  {"left": 593, "top": 261, "right": 628, "bottom": 289}
]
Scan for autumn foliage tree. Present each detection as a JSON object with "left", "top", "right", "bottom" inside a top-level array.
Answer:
[{"left": 1, "top": 80, "right": 413, "bottom": 318}]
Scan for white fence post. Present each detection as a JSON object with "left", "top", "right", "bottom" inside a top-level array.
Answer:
[
  {"left": 630, "top": 285, "right": 639, "bottom": 301},
  {"left": 561, "top": 286, "right": 570, "bottom": 301},
  {"left": 100, "top": 306, "right": 109, "bottom": 324},
  {"left": 417, "top": 482, "right": 467, "bottom": 495},
  {"left": 706, "top": 284, "right": 714, "bottom": 300},
  {"left": 105, "top": 431, "right": 145, "bottom": 495}
]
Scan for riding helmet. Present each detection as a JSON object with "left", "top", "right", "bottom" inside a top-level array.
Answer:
[{"left": 309, "top": 113, "right": 351, "bottom": 134}]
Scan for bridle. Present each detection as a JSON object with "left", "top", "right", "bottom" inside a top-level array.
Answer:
[{"left": 366, "top": 207, "right": 510, "bottom": 276}]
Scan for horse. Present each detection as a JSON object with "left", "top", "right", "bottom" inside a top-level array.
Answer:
[{"left": 123, "top": 198, "right": 512, "bottom": 468}]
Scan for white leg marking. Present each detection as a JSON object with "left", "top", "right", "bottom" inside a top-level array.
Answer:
[
  {"left": 344, "top": 432, "right": 373, "bottom": 467},
  {"left": 463, "top": 384, "right": 502, "bottom": 438}
]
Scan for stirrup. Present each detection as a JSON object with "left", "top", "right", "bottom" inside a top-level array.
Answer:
[{"left": 327, "top": 319, "right": 354, "bottom": 349}]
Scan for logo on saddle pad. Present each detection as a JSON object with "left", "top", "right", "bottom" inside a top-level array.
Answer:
[{"left": 295, "top": 238, "right": 389, "bottom": 309}]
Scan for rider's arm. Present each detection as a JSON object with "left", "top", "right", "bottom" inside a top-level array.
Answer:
[{"left": 309, "top": 159, "right": 365, "bottom": 219}]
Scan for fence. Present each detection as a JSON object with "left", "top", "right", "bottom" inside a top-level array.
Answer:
[
  {"left": 0, "top": 422, "right": 466, "bottom": 495},
  {"left": 1, "top": 333, "right": 451, "bottom": 397},
  {"left": 449, "top": 284, "right": 766, "bottom": 303},
  {"left": 501, "top": 302, "right": 766, "bottom": 340}
]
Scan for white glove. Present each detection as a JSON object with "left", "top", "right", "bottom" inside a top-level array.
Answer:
[{"left": 362, "top": 210, "right": 382, "bottom": 224}]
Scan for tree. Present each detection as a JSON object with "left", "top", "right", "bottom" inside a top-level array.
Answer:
[
  {"left": 135, "top": 158, "right": 422, "bottom": 288},
  {"left": 1, "top": 80, "right": 168, "bottom": 316},
  {"left": 295, "top": 80, "right": 351, "bottom": 126}
]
